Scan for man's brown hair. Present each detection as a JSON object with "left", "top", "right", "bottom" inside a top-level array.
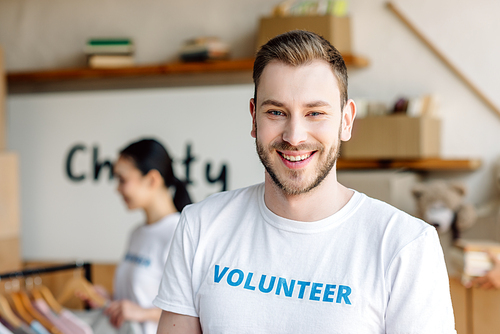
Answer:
[{"left": 253, "top": 30, "right": 348, "bottom": 109}]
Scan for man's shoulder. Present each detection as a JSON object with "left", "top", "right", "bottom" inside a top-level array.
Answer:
[
  {"left": 351, "top": 192, "right": 438, "bottom": 265},
  {"left": 358, "top": 191, "right": 419, "bottom": 218},
  {"left": 356, "top": 191, "right": 432, "bottom": 236}
]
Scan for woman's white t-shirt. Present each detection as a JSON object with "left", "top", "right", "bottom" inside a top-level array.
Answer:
[{"left": 114, "top": 213, "right": 180, "bottom": 334}]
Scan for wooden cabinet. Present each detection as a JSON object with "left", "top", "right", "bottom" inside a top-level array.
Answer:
[
  {"left": 450, "top": 278, "right": 470, "bottom": 334},
  {"left": 0, "top": 48, "right": 5, "bottom": 150},
  {"left": 471, "top": 287, "right": 500, "bottom": 333},
  {"left": 0, "top": 49, "right": 22, "bottom": 273},
  {"left": 450, "top": 277, "right": 500, "bottom": 334}
]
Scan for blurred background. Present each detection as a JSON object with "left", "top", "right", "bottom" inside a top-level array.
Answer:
[{"left": 1, "top": 0, "right": 499, "bottom": 332}]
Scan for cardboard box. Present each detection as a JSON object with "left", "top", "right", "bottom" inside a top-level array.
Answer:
[
  {"left": 0, "top": 152, "right": 20, "bottom": 238},
  {"left": 470, "top": 282, "right": 500, "bottom": 334},
  {"left": 337, "top": 170, "right": 420, "bottom": 215},
  {"left": 341, "top": 115, "right": 441, "bottom": 159},
  {"left": 0, "top": 236, "right": 22, "bottom": 273},
  {"left": 0, "top": 47, "right": 6, "bottom": 151},
  {"left": 257, "top": 15, "right": 352, "bottom": 54}
]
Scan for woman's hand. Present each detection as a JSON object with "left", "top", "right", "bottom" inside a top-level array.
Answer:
[
  {"left": 74, "top": 284, "right": 110, "bottom": 309},
  {"left": 104, "top": 300, "right": 162, "bottom": 328},
  {"left": 105, "top": 300, "right": 142, "bottom": 328}
]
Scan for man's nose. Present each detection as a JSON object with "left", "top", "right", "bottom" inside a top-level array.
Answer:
[{"left": 282, "top": 116, "right": 307, "bottom": 146}]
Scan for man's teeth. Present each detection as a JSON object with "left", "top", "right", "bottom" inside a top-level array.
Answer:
[{"left": 282, "top": 153, "right": 311, "bottom": 162}]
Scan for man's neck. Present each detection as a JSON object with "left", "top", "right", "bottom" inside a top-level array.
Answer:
[{"left": 263, "top": 171, "right": 353, "bottom": 222}]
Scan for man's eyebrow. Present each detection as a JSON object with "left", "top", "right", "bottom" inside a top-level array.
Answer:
[
  {"left": 259, "top": 99, "right": 332, "bottom": 108},
  {"left": 305, "top": 100, "right": 331, "bottom": 108},
  {"left": 260, "top": 99, "right": 285, "bottom": 108}
]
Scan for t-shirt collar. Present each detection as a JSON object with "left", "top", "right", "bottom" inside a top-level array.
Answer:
[{"left": 257, "top": 183, "right": 365, "bottom": 233}]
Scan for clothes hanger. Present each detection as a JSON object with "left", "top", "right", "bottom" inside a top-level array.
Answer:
[
  {"left": 31, "top": 277, "right": 63, "bottom": 315},
  {"left": 0, "top": 283, "right": 23, "bottom": 329},
  {"left": 21, "top": 278, "right": 61, "bottom": 334},
  {"left": 56, "top": 271, "right": 106, "bottom": 308},
  {"left": 30, "top": 287, "right": 44, "bottom": 302},
  {"left": 18, "top": 291, "right": 61, "bottom": 334},
  {"left": 6, "top": 280, "right": 35, "bottom": 325},
  {"left": 29, "top": 277, "right": 44, "bottom": 302}
]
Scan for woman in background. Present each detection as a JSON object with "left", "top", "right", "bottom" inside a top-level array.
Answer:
[{"left": 105, "top": 138, "right": 192, "bottom": 334}]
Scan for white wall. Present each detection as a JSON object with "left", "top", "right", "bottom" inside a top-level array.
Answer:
[
  {"left": 0, "top": 0, "right": 275, "bottom": 71},
  {"left": 8, "top": 85, "right": 262, "bottom": 261},
  {"left": 347, "top": 0, "right": 500, "bottom": 203},
  {"left": 3, "top": 0, "right": 500, "bottom": 261}
]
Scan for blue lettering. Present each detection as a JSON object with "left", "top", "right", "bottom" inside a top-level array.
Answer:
[
  {"left": 322, "top": 284, "right": 336, "bottom": 302},
  {"left": 227, "top": 269, "right": 244, "bottom": 287},
  {"left": 125, "top": 254, "right": 150, "bottom": 267},
  {"left": 309, "top": 283, "right": 323, "bottom": 301},
  {"left": 258, "top": 275, "right": 276, "bottom": 293},
  {"left": 244, "top": 272, "right": 256, "bottom": 290},
  {"left": 297, "top": 281, "right": 311, "bottom": 299},
  {"left": 275, "top": 278, "right": 295, "bottom": 297},
  {"left": 336, "top": 285, "right": 352, "bottom": 305},
  {"left": 213, "top": 266, "right": 353, "bottom": 305},
  {"left": 214, "top": 265, "right": 229, "bottom": 283}
]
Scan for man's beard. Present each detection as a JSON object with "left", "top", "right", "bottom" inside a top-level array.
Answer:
[{"left": 255, "top": 128, "right": 342, "bottom": 196}]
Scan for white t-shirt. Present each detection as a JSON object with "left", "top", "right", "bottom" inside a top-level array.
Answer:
[
  {"left": 114, "top": 213, "right": 180, "bottom": 334},
  {"left": 153, "top": 184, "right": 456, "bottom": 334}
]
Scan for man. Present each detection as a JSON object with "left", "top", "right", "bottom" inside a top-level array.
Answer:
[{"left": 153, "top": 30, "right": 456, "bottom": 333}]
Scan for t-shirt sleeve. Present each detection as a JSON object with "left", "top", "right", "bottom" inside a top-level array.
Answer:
[
  {"left": 153, "top": 211, "right": 198, "bottom": 317},
  {"left": 385, "top": 228, "right": 457, "bottom": 334}
]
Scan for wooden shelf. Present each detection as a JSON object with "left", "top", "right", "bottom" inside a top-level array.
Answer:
[
  {"left": 6, "top": 55, "right": 368, "bottom": 85},
  {"left": 337, "top": 158, "right": 482, "bottom": 171},
  {"left": 7, "top": 58, "right": 255, "bottom": 84}
]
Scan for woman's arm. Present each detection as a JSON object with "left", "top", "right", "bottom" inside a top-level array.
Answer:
[
  {"left": 156, "top": 311, "right": 202, "bottom": 334},
  {"left": 105, "top": 300, "right": 162, "bottom": 328}
]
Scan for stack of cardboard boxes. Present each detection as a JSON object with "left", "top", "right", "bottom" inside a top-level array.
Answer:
[
  {"left": 257, "top": 14, "right": 352, "bottom": 54},
  {"left": 341, "top": 115, "right": 441, "bottom": 160},
  {"left": 0, "top": 48, "right": 22, "bottom": 273}
]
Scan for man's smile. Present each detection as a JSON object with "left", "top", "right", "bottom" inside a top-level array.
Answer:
[{"left": 277, "top": 150, "right": 317, "bottom": 169}]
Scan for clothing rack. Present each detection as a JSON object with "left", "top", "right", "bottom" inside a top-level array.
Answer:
[{"left": 0, "top": 262, "right": 92, "bottom": 282}]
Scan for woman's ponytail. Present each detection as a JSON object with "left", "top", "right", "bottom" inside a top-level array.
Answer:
[{"left": 172, "top": 177, "right": 192, "bottom": 212}]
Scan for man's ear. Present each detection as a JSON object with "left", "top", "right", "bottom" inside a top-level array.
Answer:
[
  {"left": 250, "top": 98, "right": 257, "bottom": 138},
  {"left": 340, "top": 99, "right": 356, "bottom": 142}
]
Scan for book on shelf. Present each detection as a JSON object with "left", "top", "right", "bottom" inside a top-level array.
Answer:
[
  {"left": 84, "top": 38, "right": 135, "bottom": 68},
  {"left": 451, "top": 239, "right": 500, "bottom": 285},
  {"left": 87, "top": 55, "right": 134, "bottom": 69},
  {"left": 179, "top": 37, "right": 229, "bottom": 62},
  {"left": 84, "top": 38, "right": 135, "bottom": 55}
]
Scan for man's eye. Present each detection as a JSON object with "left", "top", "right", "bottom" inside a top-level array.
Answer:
[
  {"left": 309, "top": 111, "right": 323, "bottom": 116},
  {"left": 269, "top": 110, "right": 284, "bottom": 116}
]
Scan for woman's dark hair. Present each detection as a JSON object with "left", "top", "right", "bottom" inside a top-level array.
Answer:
[{"left": 119, "top": 138, "right": 192, "bottom": 212}]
